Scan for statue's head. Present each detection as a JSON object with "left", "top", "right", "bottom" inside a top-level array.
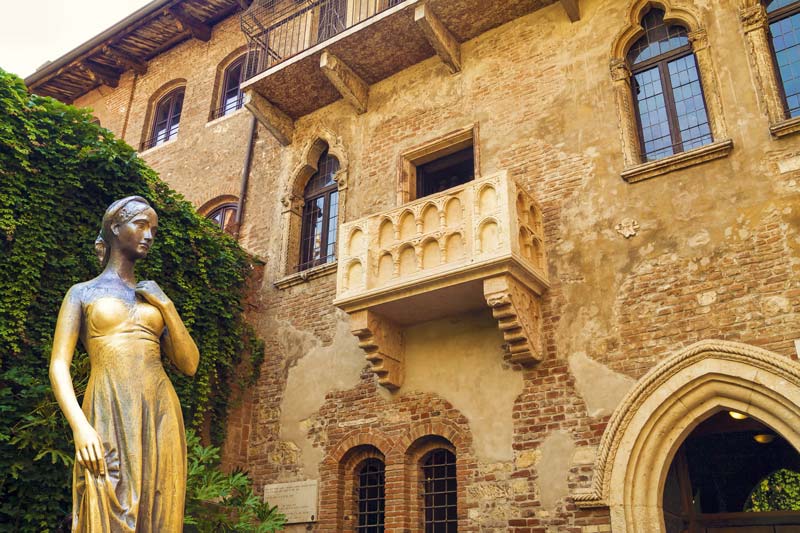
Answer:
[{"left": 95, "top": 196, "right": 158, "bottom": 268}]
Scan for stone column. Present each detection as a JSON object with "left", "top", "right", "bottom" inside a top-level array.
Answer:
[
  {"left": 740, "top": 4, "right": 787, "bottom": 124},
  {"left": 688, "top": 27, "right": 729, "bottom": 141},
  {"left": 610, "top": 58, "right": 641, "bottom": 168}
]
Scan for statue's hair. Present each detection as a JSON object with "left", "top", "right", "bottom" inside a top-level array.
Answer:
[{"left": 95, "top": 196, "right": 153, "bottom": 268}]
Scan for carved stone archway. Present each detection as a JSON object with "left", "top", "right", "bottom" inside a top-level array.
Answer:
[{"left": 574, "top": 340, "right": 800, "bottom": 533}]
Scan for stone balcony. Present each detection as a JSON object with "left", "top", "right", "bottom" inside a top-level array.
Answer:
[
  {"left": 240, "top": 0, "right": 577, "bottom": 145},
  {"left": 334, "top": 170, "right": 549, "bottom": 389}
]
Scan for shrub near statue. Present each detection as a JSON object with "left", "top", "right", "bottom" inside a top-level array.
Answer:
[{"left": 49, "top": 196, "right": 199, "bottom": 532}]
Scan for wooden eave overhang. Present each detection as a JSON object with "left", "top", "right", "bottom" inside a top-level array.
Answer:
[{"left": 24, "top": 0, "right": 248, "bottom": 103}]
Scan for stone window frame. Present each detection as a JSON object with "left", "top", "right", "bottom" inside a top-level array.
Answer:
[
  {"left": 275, "top": 131, "right": 349, "bottom": 289},
  {"left": 139, "top": 78, "right": 187, "bottom": 153},
  {"left": 740, "top": 0, "right": 800, "bottom": 137},
  {"left": 610, "top": 1, "right": 732, "bottom": 183},
  {"left": 209, "top": 46, "right": 250, "bottom": 122},
  {"left": 396, "top": 124, "right": 480, "bottom": 205}
]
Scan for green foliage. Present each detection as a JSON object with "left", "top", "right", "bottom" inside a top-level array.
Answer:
[
  {"left": 745, "top": 468, "right": 800, "bottom": 512},
  {"left": 185, "top": 430, "right": 285, "bottom": 532},
  {"left": 0, "top": 69, "right": 264, "bottom": 530}
]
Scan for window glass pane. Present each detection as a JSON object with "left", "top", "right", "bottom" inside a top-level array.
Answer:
[
  {"left": 223, "top": 61, "right": 244, "bottom": 114},
  {"left": 300, "top": 195, "right": 326, "bottom": 267},
  {"left": 633, "top": 66, "right": 674, "bottom": 161},
  {"left": 627, "top": 9, "right": 689, "bottom": 66},
  {"left": 667, "top": 55, "right": 712, "bottom": 151},
  {"left": 771, "top": 12, "right": 800, "bottom": 117},
  {"left": 767, "top": 0, "right": 800, "bottom": 13},
  {"left": 326, "top": 191, "right": 339, "bottom": 261}
]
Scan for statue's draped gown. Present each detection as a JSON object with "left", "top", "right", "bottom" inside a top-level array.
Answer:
[{"left": 73, "top": 296, "right": 185, "bottom": 532}]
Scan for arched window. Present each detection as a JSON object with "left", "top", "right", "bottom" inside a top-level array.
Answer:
[
  {"left": 298, "top": 150, "right": 340, "bottom": 271},
  {"left": 212, "top": 56, "right": 246, "bottom": 120},
  {"left": 421, "top": 448, "right": 457, "bottom": 532},
  {"left": 355, "top": 458, "right": 385, "bottom": 532},
  {"left": 207, "top": 203, "right": 238, "bottom": 233},
  {"left": 766, "top": 0, "right": 800, "bottom": 117},
  {"left": 628, "top": 8, "right": 712, "bottom": 162},
  {"left": 143, "top": 87, "right": 184, "bottom": 150}
]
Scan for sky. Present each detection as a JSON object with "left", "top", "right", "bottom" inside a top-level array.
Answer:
[{"left": 0, "top": 0, "right": 153, "bottom": 79}]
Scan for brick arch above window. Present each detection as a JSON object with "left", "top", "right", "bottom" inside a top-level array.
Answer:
[
  {"left": 740, "top": 0, "right": 800, "bottom": 137},
  {"left": 610, "top": 0, "right": 732, "bottom": 182}
]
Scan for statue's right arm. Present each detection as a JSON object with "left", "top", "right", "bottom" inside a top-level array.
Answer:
[{"left": 49, "top": 287, "right": 106, "bottom": 477}]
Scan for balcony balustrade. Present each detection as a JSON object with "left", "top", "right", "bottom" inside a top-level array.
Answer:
[{"left": 334, "top": 170, "right": 549, "bottom": 389}]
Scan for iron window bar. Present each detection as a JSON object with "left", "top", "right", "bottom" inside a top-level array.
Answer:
[
  {"left": 355, "top": 458, "right": 385, "bottom": 532},
  {"left": 210, "top": 93, "right": 246, "bottom": 120},
  {"left": 421, "top": 449, "right": 457, "bottom": 533}
]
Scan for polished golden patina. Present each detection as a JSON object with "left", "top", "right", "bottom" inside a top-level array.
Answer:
[{"left": 50, "top": 196, "right": 199, "bottom": 532}]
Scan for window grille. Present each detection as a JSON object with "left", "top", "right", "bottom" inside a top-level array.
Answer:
[
  {"left": 421, "top": 449, "right": 457, "bottom": 533},
  {"left": 627, "top": 9, "right": 712, "bottom": 161},
  {"left": 356, "top": 458, "right": 385, "bottom": 532}
]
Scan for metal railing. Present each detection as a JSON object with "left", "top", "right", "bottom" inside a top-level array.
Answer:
[
  {"left": 240, "top": 0, "right": 405, "bottom": 81},
  {"left": 210, "top": 93, "right": 246, "bottom": 120}
]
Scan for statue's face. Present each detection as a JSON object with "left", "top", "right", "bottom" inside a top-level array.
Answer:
[{"left": 113, "top": 206, "right": 158, "bottom": 260}]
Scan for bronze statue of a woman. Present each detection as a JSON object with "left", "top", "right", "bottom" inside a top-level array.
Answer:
[{"left": 49, "top": 196, "right": 199, "bottom": 532}]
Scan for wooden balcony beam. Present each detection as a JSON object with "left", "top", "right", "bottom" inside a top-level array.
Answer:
[
  {"left": 320, "top": 50, "right": 369, "bottom": 114},
  {"left": 167, "top": 6, "right": 211, "bottom": 42},
  {"left": 560, "top": 0, "right": 581, "bottom": 22},
  {"left": 414, "top": 4, "right": 461, "bottom": 74},
  {"left": 83, "top": 60, "right": 121, "bottom": 88},
  {"left": 244, "top": 90, "right": 294, "bottom": 146},
  {"left": 102, "top": 46, "right": 148, "bottom": 75}
]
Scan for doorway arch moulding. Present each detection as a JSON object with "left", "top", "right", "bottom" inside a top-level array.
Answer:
[{"left": 572, "top": 339, "right": 800, "bottom": 533}]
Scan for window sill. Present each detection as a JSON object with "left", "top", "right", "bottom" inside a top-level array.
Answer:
[
  {"left": 274, "top": 261, "right": 338, "bottom": 290},
  {"left": 770, "top": 116, "right": 800, "bottom": 138},
  {"left": 205, "top": 107, "right": 248, "bottom": 128},
  {"left": 621, "top": 139, "right": 734, "bottom": 183},
  {"left": 138, "top": 138, "right": 177, "bottom": 156}
]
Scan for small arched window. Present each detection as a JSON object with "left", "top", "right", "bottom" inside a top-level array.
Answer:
[
  {"left": 355, "top": 458, "right": 385, "bottom": 532},
  {"left": 298, "top": 150, "right": 340, "bottom": 271},
  {"left": 766, "top": 0, "right": 800, "bottom": 117},
  {"left": 628, "top": 8, "right": 712, "bottom": 161},
  {"left": 421, "top": 448, "right": 457, "bottom": 532},
  {"left": 213, "top": 56, "right": 246, "bottom": 120},
  {"left": 144, "top": 87, "right": 185, "bottom": 150},
  {"left": 207, "top": 203, "right": 238, "bottom": 233}
]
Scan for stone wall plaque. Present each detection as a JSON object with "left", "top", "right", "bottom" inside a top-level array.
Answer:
[{"left": 263, "top": 479, "right": 318, "bottom": 523}]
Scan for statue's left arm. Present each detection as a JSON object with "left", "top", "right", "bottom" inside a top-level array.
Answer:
[{"left": 136, "top": 280, "right": 199, "bottom": 376}]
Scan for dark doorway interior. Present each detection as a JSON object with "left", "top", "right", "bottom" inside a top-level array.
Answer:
[{"left": 663, "top": 411, "right": 800, "bottom": 533}]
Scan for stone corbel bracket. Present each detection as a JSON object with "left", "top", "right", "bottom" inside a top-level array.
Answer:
[
  {"left": 349, "top": 309, "right": 404, "bottom": 390},
  {"left": 483, "top": 273, "right": 544, "bottom": 365}
]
